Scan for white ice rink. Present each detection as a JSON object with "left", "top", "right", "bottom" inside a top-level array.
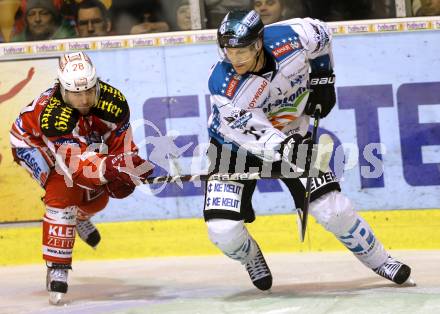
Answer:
[{"left": 1, "top": 250, "right": 439, "bottom": 314}]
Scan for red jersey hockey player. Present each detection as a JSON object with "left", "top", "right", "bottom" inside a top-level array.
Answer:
[{"left": 10, "top": 51, "right": 153, "bottom": 304}]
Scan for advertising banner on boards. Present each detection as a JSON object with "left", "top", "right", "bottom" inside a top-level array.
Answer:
[{"left": 0, "top": 30, "right": 439, "bottom": 223}]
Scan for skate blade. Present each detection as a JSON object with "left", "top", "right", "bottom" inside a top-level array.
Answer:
[
  {"left": 49, "top": 292, "right": 65, "bottom": 305},
  {"left": 402, "top": 277, "right": 416, "bottom": 287}
]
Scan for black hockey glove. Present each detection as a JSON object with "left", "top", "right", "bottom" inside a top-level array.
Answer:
[
  {"left": 279, "top": 133, "right": 313, "bottom": 169},
  {"left": 305, "top": 71, "right": 336, "bottom": 118}
]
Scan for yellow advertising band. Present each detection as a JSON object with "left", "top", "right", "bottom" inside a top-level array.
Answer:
[{"left": 1, "top": 209, "right": 439, "bottom": 266}]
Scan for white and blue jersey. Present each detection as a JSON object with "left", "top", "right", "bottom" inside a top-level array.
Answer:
[{"left": 208, "top": 18, "right": 333, "bottom": 161}]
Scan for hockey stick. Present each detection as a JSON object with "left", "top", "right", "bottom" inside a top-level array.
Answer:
[
  {"left": 143, "top": 139, "right": 335, "bottom": 184},
  {"left": 145, "top": 170, "right": 310, "bottom": 184},
  {"left": 297, "top": 105, "right": 322, "bottom": 242}
]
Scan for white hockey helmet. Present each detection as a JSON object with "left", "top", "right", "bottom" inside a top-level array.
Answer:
[{"left": 57, "top": 51, "right": 98, "bottom": 93}]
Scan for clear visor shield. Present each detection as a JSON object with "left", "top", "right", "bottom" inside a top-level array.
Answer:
[
  {"left": 61, "top": 83, "right": 100, "bottom": 110},
  {"left": 218, "top": 41, "right": 259, "bottom": 65}
]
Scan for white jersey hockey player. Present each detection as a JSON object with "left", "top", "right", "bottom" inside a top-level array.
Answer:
[{"left": 204, "top": 10, "right": 414, "bottom": 291}]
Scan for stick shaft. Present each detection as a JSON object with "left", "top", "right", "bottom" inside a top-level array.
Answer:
[
  {"left": 300, "top": 107, "right": 322, "bottom": 241},
  {"left": 145, "top": 171, "right": 310, "bottom": 184}
]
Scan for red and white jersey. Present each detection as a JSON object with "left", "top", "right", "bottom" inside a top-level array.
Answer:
[{"left": 10, "top": 80, "right": 137, "bottom": 188}]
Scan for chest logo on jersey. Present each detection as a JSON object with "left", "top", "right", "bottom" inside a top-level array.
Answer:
[
  {"left": 290, "top": 74, "right": 305, "bottom": 87},
  {"left": 272, "top": 41, "right": 302, "bottom": 58},
  {"left": 263, "top": 87, "right": 307, "bottom": 114},
  {"left": 225, "top": 75, "right": 241, "bottom": 98},
  {"left": 224, "top": 109, "right": 252, "bottom": 129},
  {"left": 248, "top": 80, "right": 268, "bottom": 108}
]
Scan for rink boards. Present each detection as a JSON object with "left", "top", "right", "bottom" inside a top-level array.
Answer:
[
  {"left": 0, "top": 18, "right": 439, "bottom": 259},
  {"left": 1, "top": 209, "right": 440, "bottom": 265}
]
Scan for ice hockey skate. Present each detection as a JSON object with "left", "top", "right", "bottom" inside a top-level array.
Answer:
[
  {"left": 373, "top": 256, "right": 415, "bottom": 286},
  {"left": 46, "top": 263, "right": 71, "bottom": 305},
  {"left": 76, "top": 219, "right": 101, "bottom": 248},
  {"left": 245, "top": 244, "right": 272, "bottom": 291}
]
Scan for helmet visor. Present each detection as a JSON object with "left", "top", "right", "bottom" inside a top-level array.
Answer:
[{"left": 218, "top": 41, "right": 259, "bottom": 65}]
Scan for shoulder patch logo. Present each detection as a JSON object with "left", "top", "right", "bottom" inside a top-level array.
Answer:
[
  {"left": 93, "top": 82, "right": 129, "bottom": 123},
  {"left": 312, "top": 24, "right": 330, "bottom": 53},
  {"left": 53, "top": 106, "right": 74, "bottom": 132},
  {"left": 40, "top": 96, "right": 79, "bottom": 136},
  {"left": 40, "top": 97, "right": 73, "bottom": 131},
  {"left": 94, "top": 100, "right": 124, "bottom": 118},
  {"left": 272, "top": 41, "right": 302, "bottom": 58}
]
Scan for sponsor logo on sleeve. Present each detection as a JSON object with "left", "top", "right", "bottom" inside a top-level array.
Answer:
[
  {"left": 272, "top": 41, "right": 302, "bottom": 58},
  {"left": 248, "top": 80, "right": 268, "bottom": 108},
  {"left": 225, "top": 75, "right": 241, "bottom": 98}
]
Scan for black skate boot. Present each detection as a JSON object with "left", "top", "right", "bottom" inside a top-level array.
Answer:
[
  {"left": 46, "top": 263, "right": 71, "bottom": 305},
  {"left": 76, "top": 218, "right": 101, "bottom": 248},
  {"left": 245, "top": 244, "right": 273, "bottom": 291},
  {"left": 373, "top": 256, "right": 415, "bottom": 285}
]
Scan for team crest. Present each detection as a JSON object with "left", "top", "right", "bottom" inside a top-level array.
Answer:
[{"left": 224, "top": 109, "right": 252, "bottom": 129}]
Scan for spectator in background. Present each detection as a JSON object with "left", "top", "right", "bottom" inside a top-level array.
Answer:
[
  {"left": 253, "top": 0, "right": 286, "bottom": 24},
  {"left": 370, "top": 0, "right": 396, "bottom": 18},
  {"left": 109, "top": 0, "right": 169, "bottom": 35},
  {"left": 414, "top": 0, "right": 440, "bottom": 15},
  {"left": 205, "top": 0, "right": 251, "bottom": 28},
  {"left": 12, "top": 0, "right": 75, "bottom": 42},
  {"left": 253, "top": 0, "right": 307, "bottom": 23},
  {"left": 76, "top": 0, "right": 111, "bottom": 37},
  {"left": 253, "top": 0, "right": 307, "bottom": 25},
  {"left": 172, "top": 0, "right": 192, "bottom": 31}
]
